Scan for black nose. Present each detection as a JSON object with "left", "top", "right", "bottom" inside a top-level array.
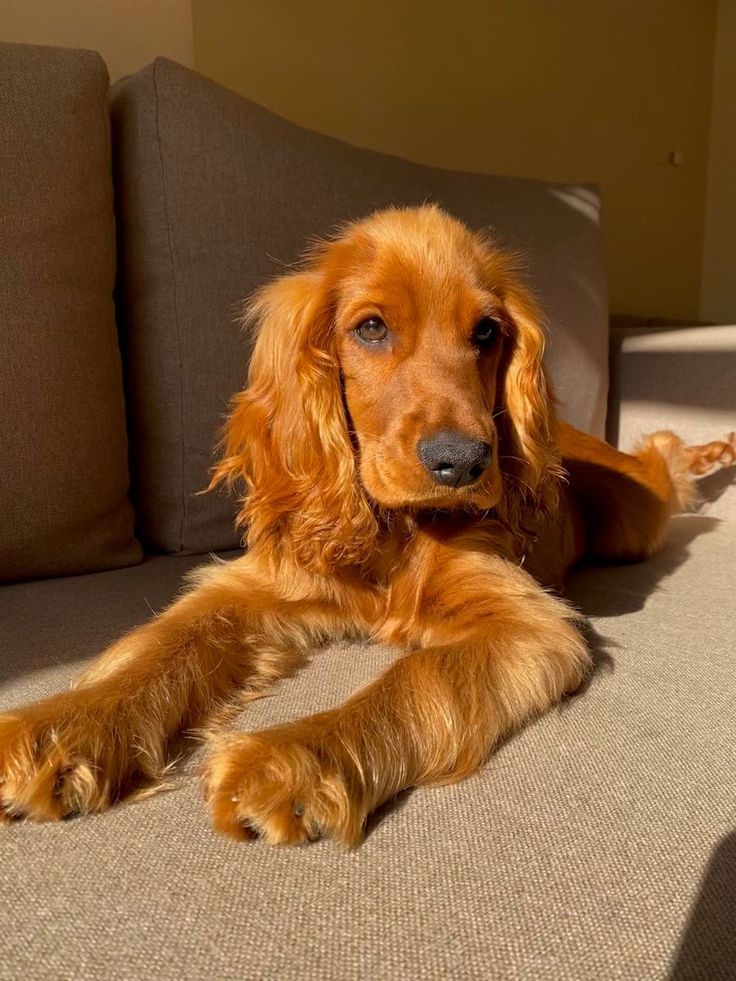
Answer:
[{"left": 417, "top": 431, "right": 492, "bottom": 488}]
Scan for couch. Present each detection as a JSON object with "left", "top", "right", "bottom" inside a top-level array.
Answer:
[{"left": 1, "top": 41, "right": 734, "bottom": 981}]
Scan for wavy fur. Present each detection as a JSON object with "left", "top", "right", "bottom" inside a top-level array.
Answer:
[{"left": 2, "top": 205, "right": 733, "bottom": 846}]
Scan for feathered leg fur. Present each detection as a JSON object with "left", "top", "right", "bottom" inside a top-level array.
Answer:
[
  {"left": 0, "top": 555, "right": 361, "bottom": 821},
  {"left": 204, "top": 542, "right": 589, "bottom": 846}
]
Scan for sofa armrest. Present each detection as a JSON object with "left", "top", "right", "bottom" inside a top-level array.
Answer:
[{"left": 607, "top": 325, "right": 736, "bottom": 451}]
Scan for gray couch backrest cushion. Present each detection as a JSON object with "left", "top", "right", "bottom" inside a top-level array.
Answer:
[
  {"left": 0, "top": 42, "right": 141, "bottom": 582},
  {"left": 111, "top": 57, "right": 608, "bottom": 555}
]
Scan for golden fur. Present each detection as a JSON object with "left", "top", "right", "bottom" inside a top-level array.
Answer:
[{"left": 1, "top": 206, "right": 734, "bottom": 845}]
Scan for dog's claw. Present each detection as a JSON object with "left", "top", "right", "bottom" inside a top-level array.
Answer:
[
  {"left": 240, "top": 817, "right": 260, "bottom": 840},
  {"left": 0, "top": 799, "right": 22, "bottom": 822}
]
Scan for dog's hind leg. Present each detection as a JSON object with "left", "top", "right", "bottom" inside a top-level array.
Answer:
[{"left": 561, "top": 423, "right": 735, "bottom": 563}]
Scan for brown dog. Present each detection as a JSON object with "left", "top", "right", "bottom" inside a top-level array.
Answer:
[{"left": 1, "top": 205, "right": 733, "bottom": 845}]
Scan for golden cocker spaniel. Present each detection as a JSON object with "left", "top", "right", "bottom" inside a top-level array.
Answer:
[{"left": 1, "top": 205, "right": 734, "bottom": 845}]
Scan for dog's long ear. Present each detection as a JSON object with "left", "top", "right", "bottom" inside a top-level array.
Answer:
[
  {"left": 493, "top": 276, "right": 563, "bottom": 544},
  {"left": 212, "top": 268, "right": 378, "bottom": 573}
]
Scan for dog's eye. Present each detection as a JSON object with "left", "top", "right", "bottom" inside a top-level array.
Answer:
[
  {"left": 355, "top": 317, "right": 389, "bottom": 344},
  {"left": 474, "top": 317, "right": 500, "bottom": 346}
]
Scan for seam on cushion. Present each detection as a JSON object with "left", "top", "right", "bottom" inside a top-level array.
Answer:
[
  {"left": 97, "top": 54, "right": 138, "bottom": 553},
  {"left": 152, "top": 59, "right": 187, "bottom": 553}
]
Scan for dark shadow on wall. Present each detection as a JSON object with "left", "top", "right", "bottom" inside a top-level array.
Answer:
[{"left": 669, "top": 831, "right": 736, "bottom": 981}]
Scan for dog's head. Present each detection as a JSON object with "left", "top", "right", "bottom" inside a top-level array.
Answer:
[{"left": 214, "top": 205, "right": 561, "bottom": 572}]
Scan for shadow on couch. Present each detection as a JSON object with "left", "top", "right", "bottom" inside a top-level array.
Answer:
[
  {"left": 669, "top": 831, "right": 736, "bottom": 981},
  {"left": 567, "top": 513, "right": 724, "bottom": 618}
]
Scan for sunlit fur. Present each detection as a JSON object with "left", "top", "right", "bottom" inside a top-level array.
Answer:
[
  {"left": 1, "top": 206, "right": 734, "bottom": 846},
  {"left": 215, "top": 207, "right": 562, "bottom": 571}
]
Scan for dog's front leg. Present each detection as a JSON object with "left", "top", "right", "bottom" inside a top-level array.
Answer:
[
  {"left": 0, "top": 554, "right": 351, "bottom": 822},
  {"left": 205, "top": 555, "right": 590, "bottom": 846}
]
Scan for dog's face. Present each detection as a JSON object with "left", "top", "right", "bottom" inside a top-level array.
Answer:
[
  {"left": 215, "top": 205, "right": 560, "bottom": 571},
  {"left": 331, "top": 209, "right": 507, "bottom": 510}
]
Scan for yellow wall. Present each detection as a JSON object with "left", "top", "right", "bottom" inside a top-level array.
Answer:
[
  {"left": 193, "top": 0, "right": 717, "bottom": 321},
  {"left": 2, "top": 0, "right": 193, "bottom": 81},
  {"left": 700, "top": 0, "right": 736, "bottom": 322},
  {"left": 4, "top": 2, "right": 725, "bottom": 321}
]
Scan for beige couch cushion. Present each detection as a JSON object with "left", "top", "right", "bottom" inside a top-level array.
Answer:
[
  {"left": 110, "top": 58, "right": 609, "bottom": 555},
  {"left": 0, "top": 42, "right": 140, "bottom": 582}
]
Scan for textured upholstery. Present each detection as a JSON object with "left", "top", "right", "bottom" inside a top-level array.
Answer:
[
  {"left": 1, "top": 500, "right": 735, "bottom": 980},
  {"left": 0, "top": 42, "right": 140, "bottom": 582},
  {"left": 110, "top": 58, "right": 608, "bottom": 555}
]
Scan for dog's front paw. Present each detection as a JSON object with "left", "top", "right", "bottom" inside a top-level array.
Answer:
[
  {"left": 203, "top": 723, "right": 366, "bottom": 847},
  {"left": 0, "top": 702, "right": 102, "bottom": 822},
  {"left": 0, "top": 693, "right": 161, "bottom": 823}
]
